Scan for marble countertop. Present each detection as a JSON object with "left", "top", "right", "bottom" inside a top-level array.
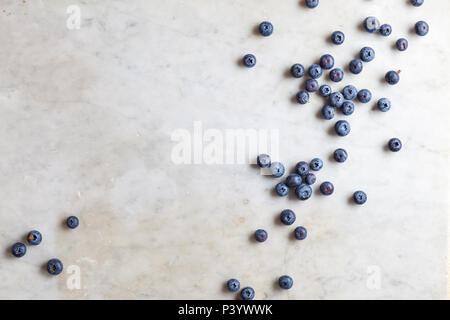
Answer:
[{"left": 0, "top": 0, "right": 448, "bottom": 299}]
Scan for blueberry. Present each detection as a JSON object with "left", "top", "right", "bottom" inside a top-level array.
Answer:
[
  {"left": 349, "top": 59, "right": 363, "bottom": 75},
  {"left": 333, "top": 148, "right": 348, "bottom": 162},
  {"left": 47, "top": 258, "right": 63, "bottom": 275},
  {"left": 388, "top": 138, "right": 402, "bottom": 152},
  {"left": 320, "top": 54, "right": 335, "bottom": 70},
  {"left": 357, "top": 89, "right": 372, "bottom": 103},
  {"left": 276, "top": 182, "right": 290, "bottom": 197},
  {"left": 353, "top": 191, "right": 367, "bottom": 205},
  {"left": 308, "top": 64, "right": 323, "bottom": 79},
  {"left": 341, "top": 101, "right": 355, "bottom": 115},
  {"left": 279, "top": 275, "right": 294, "bottom": 289},
  {"left": 364, "top": 16, "right": 381, "bottom": 33},
  {"left": 243, "top": 54, "right": 256, "bottom": 68},
  {"left": 240, "top": 287, "right": 255, "bottom": 300},
  {"left": 259, "top": 21, "right": 273, "bottom": 37},
  {"left": 385, "top": 70, "right": 400, "bottom": 85},
  {"left": 257, "top": 154, "right": 271, "bottom": 168},
  {"left": 11, "top": 242, "right": 27, "bottom": 258},
  {"left": 286, "top": 174, "right": 302, "bottom": 187},
  {"left": 377, "top": 98, "right": 391, "bottom": 112},
  {"left": 227, "top": 279, "right": 240, "bottom": 292},
  {"left": 296, "top": 90, "right": 310, "bottom": 104},
  {"left": 310, "top": 158, "right": 323, "bottom": 171},
  {"left": 380, "top": 24, "right": 392, "bottom": 36},
  {"left": 396, "top": 38, "right": 408, "bottom": 51},
  {"left": 295, "top": 184, "right": 312, "bottom": 200},
  {"left": 295, "top": 161, "right": 309, "bottom": 176},
  {"left": 410, "top": 0, "right": 424, "bottom": 7},
  {"left": 305, "top": 78, "right": 319, "bottom": 92},
  {"left": 334, "top": 120, "right": 351, "bottom": 136},
  {"left": 342, "top": 85, "right": 357, "bottom": 100},
  {"left": 291, "top": 64, "right": 305, "bottom": 78},
  {"left": 329, "top": 92, "right": 344, "bottom": 108},
  {"left": 329, "top": 68, "right": 344, "bottom": 82},
  {"left": 304, "top": 0, "right": 319, "bottom": 8},
  {"left": 321, "top": 105, "right": 335, "bottom": 120},
  {"left": 254, "top": 229, "right": 268, "bottom": 242},
  {"left": 415, "top": 21, "right": 429, "bottom": 36},
  {"left": 280, "top": 209, "right": 296, "bottom": 225},
  {"left": 271, "top": 162, "right": 285, "bottom": 177},
  {"left": 331, "top": 31, "right": 345, "bottom": 45},
  {"left": 360, "top": 47, "right": 375, "bottom": 62},
  {"left": 319, "top": 84, "right": 332, "bottom": 97},
  {"left": 319, "top": 181, "right": 334, "bottom": 195},
  {"left": 294, "top": 226, "right": 307, "bottom": 240},
  {"left": 304, "top": 173, "right": 316, "bottom": 185},
  {"left": 27, "top": 230, "right": 42, "bottom": 245},
  {"left": 67, "top": 216, "right": 79, "bottom": 229}
]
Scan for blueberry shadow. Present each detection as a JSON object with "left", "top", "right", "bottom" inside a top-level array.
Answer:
[
  {"left": 252, "top": 25, "right": 260, "bottom": 36},
  {"left": 382, "top": 143, "right": 391, "bottom": 152},
  {"left": 328, "top": 152, "right": 335, "bottom": 162},
  {"left": 298, "top": 0, "right": 307, "bottom": 9},
  {"left": 248, "top": 233, "right": 258, "bottom": 243},
  {"left": 314, "top": 187, "right": 322, "bottom": 196},
  {"left": 284, "top": 68, "right": 293, "bottom": 79},
  {"left": 327, "top": 125, "right": 336, "bottom": 136},
  {"left": 273, "top": 214, "right": 283, "bottom": 226},
  {"left": 222, "top": 281, "right": 231, "bottom": 294},
  {"left": 347, "top": 195, "right": 357, "bottom": 206},
  {"left": 236, "top": 57, "right": 245, "bottom": 68},
  {"left": 272, "top": 278, "right": 282, "bottom": 291},
  {"left": 3, "top": 246, "right": 14, "bottom": 260},
  {"left": 315, "top": 108, "right": 324, "bottom": 120},
  {"left": 40, "top": 261, "right": 50, "bottom": 277},
  {"left": 291, "top": 93, "right": 299, "bottom": 105}
]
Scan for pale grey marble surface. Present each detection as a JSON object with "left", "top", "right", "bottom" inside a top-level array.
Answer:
[{"left": 0, "top": 0, "right": 448, "bottom": 299}]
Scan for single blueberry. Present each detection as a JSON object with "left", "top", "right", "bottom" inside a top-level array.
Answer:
[
  {"left": 353, "top": 191, "right": 367, "bottom": 205},
  {"left": 320, "top": 54, "right": 335, "bottom": 70},
  {"left": 257, "top": 154, "right": 271, "bottom": 168},
  {"left": 254, "top": 229, "right": 268, "bottom": 242},
  {"left": 396, "top": 38, "right": 408, "bottom": 51},
  {"left": 296, "top": 90, "right": 310, "bottom": 104},
  {"left": 377, "top": 98, "right": 391, "bottom": 112},
  {"left": 67, "top": 216, "right": 79, "bottom": 229},
  {"left": 319, "top": 181, "right": 334, "bottom": 195},
  {"left": 385, "top": 70, "right": 400, "bottom": 85},
  {"left": 304, "top": 173, "right": 316, "bottom": 185},
  {"left": 291, "top": 64, "right": 305, "bottom": 78},
  {"left": 241, "top": 287, "right": 255, "bottom": 300},
  {"left": 243, "top": 54, "right": 256, "bottom": 68},
  {"left": 333, "top": 148, "right": 348, "bottom": 163},
  {"left": 322, "top": 105, "right": 335, "bottom": 120},
  {"left": 259, "top": 21, "right": 273, "bottom": 37},
  {"left": 380, "top": 24, "right": 392, "bottom": 36},
  {"left": 331, "top": 31, "right": 345, "bottom": 45},
  {"left": 308, "top": 64, "right": 323, "bottom": 79},
  {"left": 410, "top": 0, "right": 424, "bottom": 7},
  {"left": 342, "top": 85, "right": 357, "bottom": 100},
  {"left": 227, "top": 279, "right": 240, "bottom": 292},
  {"left": 295, "top": 161, "right": 310, "bottom": 176},
  {"left": 294, "top": 226, "right": 307, "bottom": 240},
  {"left": 357, "top": 89, "right": 372, "bottom": 103},
  {"left": 305, "top": 78, "right": 319, "bottom": 92},
  {"left": 349, "top": 59, "right": 363, "bottom": 74},
  {"left": 279, "top": 275, "right": 294, "bottom": 289},
  {"left": 335, "top": 120, "right": 351, "bottom": 136},
  {"left": 329, "top": 68, "right": 344, "bottom": 82},
  {"left": 280, "top": 209, "right": 296, "bottom": 225},
  {"left": 310, "top": 158, "right": 323, "bottom": 171},
  {"left": 364, "top": 16, "right": 381, "bottom": 33},
  {"left": 360, "top": 47, "right": 375, "bottom": 62},
  {"left": 319, "top": 84, "right": 332, "bottom": 97},
  {"left": 329, "top": 92, "right": 344, "bottom": 108},
  {"left": 304, "top": 0, "right": 319, "bottom": 8},
  {"left": 341, "top": 101, "right": 355, "bottom": 115},
  {"left": 47, "top": 258, "right": 63, "bottom": 275},
  {"left": 27, "top": 230, "right": 42, "bottom": 246},
  {"left": 295, "top": 184, "right": 312, "bottom": 200},
  {"left": 415, "top": 21, "right": 429, "bottom": 36},
  {"left": 11, "top": 242, "right": 27, "bottom": 258},
  {"left": 271, "top": 162, "right": 285, "bottom": 177},
  {"left": 276, "top": 182, "right": 290, "bottom": 197},
  {"left": 286, "top": 174, "right": 302, "bottom": 187},
  {"left": 388, "top": 138, "right": 402, "bottom": 152}
]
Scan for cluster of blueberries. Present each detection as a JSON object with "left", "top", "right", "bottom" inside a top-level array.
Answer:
[
  {"left": 233, "top": 0, "right": 428, "bottom": 300},
  {"left": 10, "top": 216, "right": 80, "bottom": 275}
]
